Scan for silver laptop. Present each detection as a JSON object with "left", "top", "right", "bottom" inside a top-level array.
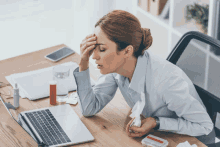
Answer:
[{"left": 0, "top": 96, "right": 94, "bottom": 147}]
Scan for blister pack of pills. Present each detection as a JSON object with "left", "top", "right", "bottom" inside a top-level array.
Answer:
[
  {"left": 66, "top": 93, "right": 78, "bottom": 105},
  {"left": 141, "top": 134, "right": 168, "bottom": 147}
]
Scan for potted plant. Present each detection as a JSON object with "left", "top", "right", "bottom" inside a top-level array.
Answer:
[{"left": 185, "top": 3, "right": 209, "bottom": 34}]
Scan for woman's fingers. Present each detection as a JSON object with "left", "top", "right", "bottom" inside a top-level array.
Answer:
[
  {"left": 81, "top": 41, "right": 96, "bottom": 52},
  {"left": 80, "top": 36, "right": 97, "bottom": 47},
  {"left": 126, "top": 117, "right": 135, "bottom": 135},
  {"left": 128, "top": 125, "right": 146, "bottom": 138},
  {"left": 78, "top": 34, "right": 97, "bottom": 70},
  {"left": 130, "top": 126, "right": 145, "bottom": 133},
  {"left": 87, "top": 36, "right": 97, "bottom": 42},
  {"left": 84, "top": 44, "right": 96, "bottom": 56},
  {"left": 82, "top": 34, "right": 95, "bottom": 42},
  {"left": 128, "top": 118, "right": 153, "bottom": 138},
  {"left": 128, "top": 132, "right": 145, "bottom": 138},
  {"left": 86, "top": 34, "right": 95, "bottom": 39},
  {"left": 81, "top": 34, "right": 96, "bottom": 44}
]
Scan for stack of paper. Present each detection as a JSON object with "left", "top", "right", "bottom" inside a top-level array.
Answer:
[{"left": 6, "top": 62, "right": 96, "bottom": 100}]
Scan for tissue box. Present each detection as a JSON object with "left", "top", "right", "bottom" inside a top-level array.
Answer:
[{"left": 149, "top": 0, "right": 168, "bottom": 16}]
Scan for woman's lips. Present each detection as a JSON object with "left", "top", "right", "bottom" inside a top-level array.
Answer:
[{"left": 97, "top": 64, "right": 103, "bottom": 69}]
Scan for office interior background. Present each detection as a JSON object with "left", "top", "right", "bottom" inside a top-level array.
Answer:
[{"left": 0, "top": 0, "right": 220, "bottom": 62}]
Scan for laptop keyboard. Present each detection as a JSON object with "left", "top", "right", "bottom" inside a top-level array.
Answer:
[{"left": 25, "top": 109, "right": 71, "bottom": 146}]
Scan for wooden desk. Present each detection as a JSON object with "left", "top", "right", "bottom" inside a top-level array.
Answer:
[{"left": 0, "top": 44, "right": 207, "bottom": 147}]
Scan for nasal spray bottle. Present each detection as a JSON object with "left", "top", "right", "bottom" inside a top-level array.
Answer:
[
  {"left": 13, "top": 83, "right": 20, "bottom": 109},
  {"left": 129, "top": 92, "right": 145, "bottom": 131}
]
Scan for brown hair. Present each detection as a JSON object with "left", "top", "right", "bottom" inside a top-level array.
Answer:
[{"left": 95, "top": 10, "right": 153, "bottom": 58}]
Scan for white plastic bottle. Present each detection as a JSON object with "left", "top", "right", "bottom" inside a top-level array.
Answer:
[{"left": 13, "top": 83, "right": 20, "bottom": 108}]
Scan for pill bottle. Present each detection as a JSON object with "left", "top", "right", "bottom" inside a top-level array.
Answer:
[{"left": 49, "top": 80, "right": 57, "bottom": 105}]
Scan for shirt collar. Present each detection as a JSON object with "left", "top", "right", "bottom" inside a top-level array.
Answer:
[{"left": 128, "top": 51, "right": 148, "bottom": 94}]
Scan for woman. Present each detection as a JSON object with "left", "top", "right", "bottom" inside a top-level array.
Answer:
[{"left": 73, "top": 10, "right": 215, "bottom": 145}]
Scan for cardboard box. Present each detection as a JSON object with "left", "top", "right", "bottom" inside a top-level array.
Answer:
[
  {"left": 139, "top": 0, "right": 150, "bottom": 12},
  {"left": 150, "top": 0, "right": 168, "bottom": 16}
]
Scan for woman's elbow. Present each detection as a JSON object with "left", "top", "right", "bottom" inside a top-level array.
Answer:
[
  {"left": 199, "top": 121, "right": 214, "bottom": 136},
  {"left": 82, "top": 113, "right": 95, "bottom": 117},
  {"left": 81, "top": 110, "right": 96, "bottom": 117},
  {"left": 204, "top": 122, "right": 214, "bottom": 135}
]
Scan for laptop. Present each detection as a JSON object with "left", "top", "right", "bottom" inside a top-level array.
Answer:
[{"left": 0, "top": 96, "right": 94, "bottom": 147}]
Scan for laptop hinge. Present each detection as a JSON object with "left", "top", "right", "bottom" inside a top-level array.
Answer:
[{"left": 19, "top": 113, "right": 48, "bottom": 146}]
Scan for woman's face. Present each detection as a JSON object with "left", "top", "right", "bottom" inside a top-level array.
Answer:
[{"left": 93, "top": 26, "right": 126, "bottom": 74}]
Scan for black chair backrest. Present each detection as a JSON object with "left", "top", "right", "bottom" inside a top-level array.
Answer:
[{"left": 166, "top": 31, "right": 220, "bottom": 136}]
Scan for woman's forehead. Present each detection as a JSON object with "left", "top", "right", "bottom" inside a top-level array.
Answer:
[
  {"left": 94, "top": 27, "right": 107, "bottom": 42},
  {"left": 94, "top": 27, "right": 114, "bottom": 47}
]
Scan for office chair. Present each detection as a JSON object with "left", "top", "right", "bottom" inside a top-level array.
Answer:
[{"left": 166, "top": 31, "right": 220, "bottom": 147}]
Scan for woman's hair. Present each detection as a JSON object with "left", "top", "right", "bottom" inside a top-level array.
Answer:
[{"left": 95, "top": 10, "right": 153, "bottom": 58}]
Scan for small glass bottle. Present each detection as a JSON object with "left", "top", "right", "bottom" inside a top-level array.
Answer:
[{"left": 13, "top": 83, "right": 20, "bottom": 108}]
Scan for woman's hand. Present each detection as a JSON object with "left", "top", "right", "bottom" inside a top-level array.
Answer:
[
  {"left": 79, "top": 34, "right": 97, "bottom": 71},
  {"left": 126, "top": 117, "right": 157, "bottom": 137}
]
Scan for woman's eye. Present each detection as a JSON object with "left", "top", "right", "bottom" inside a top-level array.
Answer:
[{"left": 100, "top": 48, "right": 106, "bottom": 52}]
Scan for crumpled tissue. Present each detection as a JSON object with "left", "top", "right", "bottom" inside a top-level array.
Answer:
[
  {"left": 129, "top": 92, "right": 145, "bottom": 130},
  {"left": 177, "top": 141, "right": 198, "bottom": 147}
]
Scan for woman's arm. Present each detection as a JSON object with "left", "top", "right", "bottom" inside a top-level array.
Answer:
[
  {"left": 73, "top": 67, "right": 118, "bottom": 117},
  {"left": 158, "top": 75, "right": 213, "bottom": 136},
  {"left": 73, "top": 33, "right": 117, "bottom": 117}
]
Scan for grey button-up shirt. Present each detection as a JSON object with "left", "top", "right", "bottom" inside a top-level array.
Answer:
[{"left": 73, "top": 50, "right": 213, "bottom": 137}]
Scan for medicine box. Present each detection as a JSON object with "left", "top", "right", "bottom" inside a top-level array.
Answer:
[{"left": 141, "top": 134, "right": 168, "bottom": 147}]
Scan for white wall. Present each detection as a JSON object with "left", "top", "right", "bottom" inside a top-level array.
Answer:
[
  {"left": 0, "top": 0, "right": 74, "bottom": 61},
  {"left": 0, "top": 0, "right": 136, "bottom": 67}
]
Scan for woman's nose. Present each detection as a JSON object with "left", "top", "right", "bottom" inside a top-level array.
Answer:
[{"left": 92, "top": 49, "right": 100, "bottom": 60}]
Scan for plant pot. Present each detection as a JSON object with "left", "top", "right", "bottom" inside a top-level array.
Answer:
[
  {"left": 195, "top": 22, "right": 207, "bottom": 34},
  {"left": 192, "top": 20, "right": 207, "bottom": 34}
]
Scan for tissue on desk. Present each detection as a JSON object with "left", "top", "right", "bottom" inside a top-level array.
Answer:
[
  {"left": 129, "top": 92, "right": 145, "bottom": 128},
  {"left": 176, "top": 141, "right": 197, "bottom": 147}
]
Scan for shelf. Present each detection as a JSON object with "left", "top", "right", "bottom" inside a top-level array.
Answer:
[{"left": 137, "top": 7, "right": 170, "bottom": 30}]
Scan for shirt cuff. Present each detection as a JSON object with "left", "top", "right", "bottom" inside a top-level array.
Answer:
[
  {"left": 158, "top": 117, "right": 178, "bottom": 133},
  {"left": 73, "top": 67, "right": 79, "bottom": 72},
  {"left": 73, "top": 67, "right": 92, "bottom": 91}
]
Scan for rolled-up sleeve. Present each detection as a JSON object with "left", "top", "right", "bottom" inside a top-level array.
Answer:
[
  {"left": 157, "top": 76, "right": 213, "bottom": 136},
  {"left": 73, "top": 67, "right": 118, "bottom": 117}
]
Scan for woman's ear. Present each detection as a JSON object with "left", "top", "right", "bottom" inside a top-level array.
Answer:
[{"left": 124, "top": 45, "right": 134, "bottom": 58}]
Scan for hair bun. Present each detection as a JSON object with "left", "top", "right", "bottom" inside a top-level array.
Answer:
[{"left": 140, "top": 28, "right": 153, "bottom": 52}]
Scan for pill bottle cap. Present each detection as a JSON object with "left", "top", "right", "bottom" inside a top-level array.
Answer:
[{"left": 49, "top": 80, "right": 57, "bottom": 85}]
